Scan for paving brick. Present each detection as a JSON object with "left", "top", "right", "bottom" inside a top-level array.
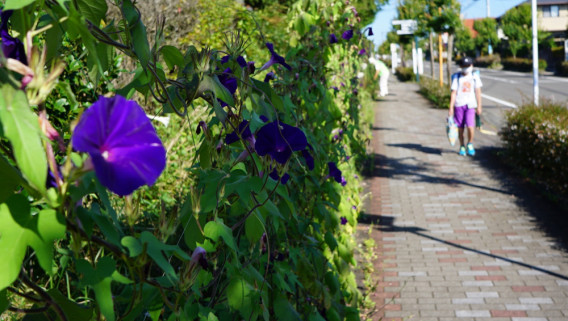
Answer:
[
  {"left": 455, "top": 310, "right": 491, "bottom": 317},
  {"left": 359, "top": 80, "right": 568, "bottom": 321}
]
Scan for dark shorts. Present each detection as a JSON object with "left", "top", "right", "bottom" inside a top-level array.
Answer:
[{"left": 454, "top": 105, "right": 475, "bottom": 128}]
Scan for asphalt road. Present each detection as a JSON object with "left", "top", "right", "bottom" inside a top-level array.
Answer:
[{"left": 419, "top": 61, "right": 568, "bottom": 134}]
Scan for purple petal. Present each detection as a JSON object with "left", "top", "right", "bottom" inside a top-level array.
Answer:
[
  {"left": 368, "top": 27, "right": 374, "bottom": 36},
  {"left": 220, "top": 55, "right": 231, "bottom": 64},
  {"left": 225, "top": 120, "right": 251, "bottom": 144},
  {"left": 260, "top": 43, "right": 292, "bottom": 71},
  {"left": 219, "top": 68, "right": 237, "bottom": 94},
  {"left": 269, "top": 169, "right": 290, "bottom": 185},
  {"left": 327, "top": 162, "right": 342, "bottom": 183},
  {"left": 358, "top": 48, "right": 366, "bottom": 55},
  {"left": 342, "top": 29, "right": 353, "bottom": 40},
  {"left": 259, "top": 115, "right": 269, "bottom": 122},
  {"left": 72, "top": 96, "right": 166, "bottom": 196},
  {"left": 340, "top": 216, "right": 348, "bottom": 225},
  {"left": 280, "top": 123, "right": 308, "bottom": 151},
  {"left": 236, "top": 56, "right": 247, "bottom": 68},
  {"left": 1, "top": 10, "right": 27, "bottom": 65},
  {"left": 255, "top": 121, "right": 307, "bottom": 164},
  {"left": 264, "top": 71, "right": 275, "bottom": 83},
  {"left": 301, "top": 149, "right": 314, "bottom": 170},
  {"left": 329, "top": 33, "right": 338, "bottom": 44},
  {"left": 247, "top": 61, "right": 256, "bottom": 74}
]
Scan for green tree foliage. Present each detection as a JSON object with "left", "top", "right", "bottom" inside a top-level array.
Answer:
[
  {"left": 473, "top": 18, "right": 499, "bottom": 55},
  {"left": 501, "top": 3, "right": 532, "bottom": 58},
  {"left": 454, "top": 24, "right": 475, "bottom": 57}
]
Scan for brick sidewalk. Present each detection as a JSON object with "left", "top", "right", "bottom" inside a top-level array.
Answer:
[{"left": 361, "top": 80, "right": 568, "bottom": 321}]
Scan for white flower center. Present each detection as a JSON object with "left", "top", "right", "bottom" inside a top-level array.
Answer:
[{"left": 102, "top": 150, "right": 109, "bottom": 160}]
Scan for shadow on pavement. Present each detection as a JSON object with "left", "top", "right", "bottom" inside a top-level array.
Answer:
[
  {"left": 386, "top": 143, "right": 447, "bottom": 155},
  {"left": 362, "top": 151, "right": 512, "bottom": 195},
  {"left": 360, "top": 212, "right": 568, "bottom": 281},
  {"left": 362, "top": 143, "right": 568, "bottom": 255}
]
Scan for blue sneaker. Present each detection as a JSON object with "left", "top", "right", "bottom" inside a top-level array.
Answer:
[
  {"left": 467, "top": 143, "right": 475, "bottom": 156},
  {"left": 459, "top": 146, "right": 466, "bottom": 156}
]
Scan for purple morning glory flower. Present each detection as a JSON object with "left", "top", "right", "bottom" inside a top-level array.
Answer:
[
  {"left": 220, "top": 55, "right": 231, "bottom": 64},
  {"left": 247, "top": 61, "right": 256, "bottom": 74},
  {"left": 260, "top": 42, "right": 292, "bottom": 71},
  {"left": 340, "top": 216, "right": 348, "bottom": 225},
  {"left": 1, "top": 10, "right": 27, "bottom": 64},
  {"left": 259, "top": 115, "right": 269, "bottom": 123},
  {"left": 218, "top": 68, "right": 237, "bottom": 106},
  {"left": 269, "top": 169, "right": 290, "bottom": 184},
  {"left": 72, "top": 95, "right": 166, "bottom": 196},
  {"left": 301, "top": 149, "right": 314, "bottom": 170},
  {"left": 225, "top": 120, "right": 252, "bottom": 144},
  {"left": 359, "top": 48, "right": 366, "bottom": 55},
  {"left": 255, "top": 121, "right": 307, "bottom": 164},
  {"left": 368, "top": 27, "right": 374, "bottom": 36},
  {"left": 328, "top": 162, "right": 342, "bottom": 183},
  {"left": 342, "top": 29, "right": 353, "bottom": 41},
  {"left": 264, "top": 71, "right": 275, "bottom": 83},
  {"left": 236, "top": 56, "right": 247, "bottom": 68},
  {"left": 329, "top": 33, "right": 338, "bottom": 44}
]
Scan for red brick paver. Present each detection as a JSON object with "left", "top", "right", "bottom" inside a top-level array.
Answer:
[{"left": 360, "top": 80, "right": 568, "bottom": 321}]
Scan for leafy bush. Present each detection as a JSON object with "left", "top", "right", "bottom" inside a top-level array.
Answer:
[
  {"left": 557, "top": 61, "right": 568, "bottom": 77},
  {"left": 502, "top": 57, "right": 547, "bottom": 72},
  {"left": 418, "top": 77, "right": 451, "bottom": 109},
  {"left": 395, "top": 66, "right": 415, "bottom": 82},
  {"left": 501, "top": 99, "right": 568, "bottom": 198},
  {"left": 474, "top": 55, "right": 501, "bottom": 69},
  {"left": 0, "top": 0, "right": 375, "bottom": 320}
]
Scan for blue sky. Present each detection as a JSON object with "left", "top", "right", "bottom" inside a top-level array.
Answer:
[{"left": 366, "top": 0, "right": 526, "bottom": 47}]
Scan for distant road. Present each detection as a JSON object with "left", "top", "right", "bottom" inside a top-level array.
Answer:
[{"left": 418, "top": 61, "right": 568, "bottom": 132}]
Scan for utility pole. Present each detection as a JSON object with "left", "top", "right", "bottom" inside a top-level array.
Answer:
[
  {"left": 487, "top": 0, "right": 493, "bottom": 55},
  {"left": 531, "top": 0, "right": 539, "bottom": 105},
  {"left": 438, "top": 8, "right": 443, "bottom": 87}
]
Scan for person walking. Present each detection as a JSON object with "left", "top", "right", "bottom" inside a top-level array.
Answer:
[
  {"left": 448, "top": 57, "right": 482, "bottom": 156},
  {"left": 369, "top": 55, "right": 390, "bottom": 97}
]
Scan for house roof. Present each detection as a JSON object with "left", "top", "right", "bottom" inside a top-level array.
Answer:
[
  {"left": 524, "top": 0, "right": 568, "bottom": 5},
  {"left": 463, "top": 18, "right": 482, "bottom": 38}
]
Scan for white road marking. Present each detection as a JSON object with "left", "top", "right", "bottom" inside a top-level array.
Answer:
[
  {"left": 480, "top": 74, "right": 518, "bottom": 84},
  {"left": 481, "top": 93, "right": 518, "bottom": 108}
]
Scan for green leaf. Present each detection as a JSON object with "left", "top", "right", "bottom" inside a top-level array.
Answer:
[
  {"left": 0, "top": 85, "right": 47, "bottom": 194},
  {"left": 121, "top": 0, "right": 151, "bottom": 67},
  {"left": 274, "top": 294, "right": 301, "bottom": 321},
  {"left": 197, "top": 75, "right": 234, "bottom": 107},
  {"left": 47, "top": 289, "right": 94, "bottom": 321},
  {"left": 139, "top": 231, "right": 190, "bottom": 280},
  {"left": 226, "top": 276, "right": 251, "bottom": 311},
  {"left": 245, "top": 211, "right": 264, "bottom": 244},
  {"left": 76, "top": 0, "right": 107, "bottom": 26},
  {"left": 76, "top": 257, "right": 116, "bottom": 321},
  {"left": 0, "top": 154, "right": 22, "bottom": 203},
  {"left": 3, "top": 0, "right": 36, "bottom": 10},
  {"left": 203, "top": 220, "right": 237, "bottom": 252},
  {"left": 0, "top": 290, "right": 7, "bottom": 314},
  {"left": 121, "top": 236, "right": 142, "bottom": 257},
  {"left": 0, "top": 195, "right": 66, "bottom": 290},
  {"left": 161, "top": 46, "right": 184, "bottom": 70},
  {"left": 68, "top": 9, "right": 103, "bottom": 75}
]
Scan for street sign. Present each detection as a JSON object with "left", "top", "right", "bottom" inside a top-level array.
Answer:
[{"left": 392, "top": 20, "right": 417, "bottom": 35}]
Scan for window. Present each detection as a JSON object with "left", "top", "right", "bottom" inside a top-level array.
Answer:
[{"left": 542, "top": 5, "right": 560, "bottom": 17}]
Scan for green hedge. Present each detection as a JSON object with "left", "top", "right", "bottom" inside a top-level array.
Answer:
[
  {"left": 395, "top": 67, "right": 415, "bottom": 82},
  {"left": 474, "top": 55, "right": 501, "bottom": 68},
  {"left": 501, "top": 100, "right": 568, "bottom": 198},
  {"left": 557, "top": 61, "right": 568, "bottom": 77},
  {"left": 502, "top": 57, "right": 547, "bottom": 72},
  {"left": 418, "top": 77, "right": 450, "bottom": 109}
]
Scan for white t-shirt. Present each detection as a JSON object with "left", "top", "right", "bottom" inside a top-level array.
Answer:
[{"left": 451, "top": 71, "right": 482, "bottom": 108}]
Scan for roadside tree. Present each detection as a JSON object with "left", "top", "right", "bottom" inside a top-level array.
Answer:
[{"left": 473, "top": 18, "right": 500, "bottom": 55}]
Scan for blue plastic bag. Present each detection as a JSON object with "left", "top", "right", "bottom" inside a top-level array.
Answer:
[{"left": 447, "top": 117, "right": 458, "bottom": 146}]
